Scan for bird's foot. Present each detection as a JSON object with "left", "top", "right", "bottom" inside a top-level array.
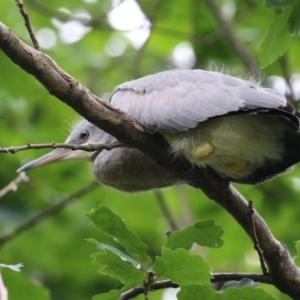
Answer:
[
  {"left": 191, "top": 141, "right": 214, "bottom": 161},
  {"left": 225, "top": 160, "right": 247, "bottom": 172}
]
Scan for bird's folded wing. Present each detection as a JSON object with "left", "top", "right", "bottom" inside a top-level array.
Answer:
[{"left": 110, "top": 70, "right": 286, "bottom": 134}]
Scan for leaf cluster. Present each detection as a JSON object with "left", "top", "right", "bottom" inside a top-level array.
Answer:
[{"left": 86, "top": 206, "right": 277, "bottom": 299}]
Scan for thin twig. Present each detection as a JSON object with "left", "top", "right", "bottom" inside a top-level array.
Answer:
[
  {"left": 120, "top": 273, "right": 273, "bottom": 299},
  {"left": 205, "top": 0, "right": 262, "bottom": 80},
  {"left": 143, "top": 270, "right": 156, "bottom": 300},
  {"left": 154, "top": 190, "right": 181, "bottom": 232},
  {"left": 247, "top": 201, "right": 268, "bottom": 275},
  {"left": 27, "top": 0, "right": 221, "bottom": 45},
  {"left": 278, "top": 54, "right": 299, "bottom": 106},
  {"left": 0, "top": 172, "right": 29, "bottom": 199},
  {"left": 155, "top": 27, "right": 224, "bottom": 45},
  {"left": 26, "top": 0, "right": 105, "bottom": 27},
  {"left": 0, "top": 181, "right": 99, "bottom": 247},
  {"left": 15, "top": 0, "right": 40, "bottom": 50},
  {"left": 0, "top": 141, "right": 124, "bottom": 154}
]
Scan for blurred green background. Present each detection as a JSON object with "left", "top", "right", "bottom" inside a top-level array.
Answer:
[{"left": 0, "top": 0, "right": 299, "bottom": 299}]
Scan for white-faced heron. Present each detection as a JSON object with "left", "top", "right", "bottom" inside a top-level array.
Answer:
[{"left": 18, "top": 69, "right": 300, "bottom": 191}]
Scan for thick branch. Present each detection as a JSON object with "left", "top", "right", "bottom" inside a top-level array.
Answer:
[
  {"left": 190, "top": 171, "right": 300, "bottom": 298},
  {"left": 1, "top": 21, "right": 300, "bottom": 297},
  {"left": 0, "top": 22, "right": 184, "bottom": 173}
]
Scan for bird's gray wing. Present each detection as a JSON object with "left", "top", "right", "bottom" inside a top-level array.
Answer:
[{"left": 110, "top": 69, "right": 286, "bottom": 134}]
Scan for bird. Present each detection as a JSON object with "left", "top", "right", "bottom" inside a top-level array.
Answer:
[
  {"left": 17, "top": 121, "right": 182, "bottom": 192},
  {"left": 17, "top": 69, "right": 300, "bottom": 191}
]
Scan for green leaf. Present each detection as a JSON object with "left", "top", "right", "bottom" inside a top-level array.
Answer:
[
  {"left": 215, "top": 286, "right": 276, "bottom": 299},
  {"left": 91, "top": 250, "right": 145, "bottom": 285},
  {"left": 258, "top": 7, "right": 293, "bottom": 67},
  {"left": 288, "top": 1, "right": 300, "bottom": 33},
  {"left": 265, "top": 0, "right": 297, "bottom": 8},
  {"left": 177, "top": 285, "right": 215, "bottom": 300},
  {"left": 96, "top": 242, "right": 146, "bottom": 270},
  {"left": 165, "top": 220, "right": 223, "bottom": 250},
  {"left": 86, "top": 206, "right": 151, "bottom": 265},
  {"left": 294, "top": 240, "right": 300, "bottom": 266},
  {"left": 219, "top": 278, "right": 259, "bottom": 292},
  {"left": 92, "top": 290, "right": 122, "bottom": 300},
  {"left": 153, "top": 248, "right": 212, "bottom": 286}
]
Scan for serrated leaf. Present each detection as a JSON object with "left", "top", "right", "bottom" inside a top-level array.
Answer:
[
  {"left": 91, "top": 250, "right": 145, "bottom": 285},
  {"left": 166, "top": 220, "right": 223, "bottom": 251},
  {"left": 288, "top": 1, "right": 300, "bottom": 33},
  {"left": 258, "top": 7, "right": 293, "bottom": 67},
  {"left": 294, "top": 240, "right": 300, "bottom": 266},
  {"left": 177, "top": 285, "right": 215, "bottom": 300},
  {"left": 265, "top": 0, "right": 297, "bottom": 8},
  {"left": 214, "top": 286, "right": 276, "bottom": 299},
  {"left": 92, "top": 289, "right": 122, "bottom": 300},
  {"left": 219, "top": 278, "right": 259, "bottom": 292},
  {"left": 86, "top": 206, "right": 151, "bottom": 265},
  {"left": 153, "top": 248, "right": 212, "bottom": 286}
]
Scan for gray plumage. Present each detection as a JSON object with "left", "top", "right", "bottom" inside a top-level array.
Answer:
[
  {"left": 110, "top": 70, "right": 286, "bottom": 133},
  {"left": 17, "top": 69, "right": 300, "bottom": 190}
]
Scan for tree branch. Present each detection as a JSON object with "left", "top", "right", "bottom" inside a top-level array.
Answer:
[
  {"left": 212, "top": 272, "right": 273, "bottom": 284},
  {"left": 0, "top": 172, "right": 29, "bottom": 199},
  {"left": 1, "top": 21, "right": 300, "bottom": 298},
  {"left": 0, "top": 21, "right": 178, "bottom": 172},
  {"left": 15, "top": 0, "right": 40, "bottom": 50},
  {"left": 120, "top": 273, "right": 274, "bottom": 299},
  {"left": 193, "top": 175, "right": 300, "bottom": 298},
  {"left": 0, "top": 182, "right": 99, "bottom": 247},
  {"left": 26, "top": 0, "right": 105, "bottom": 28},
  {"left": 154, "top": 190, "right": 181, "bottom": 231},
  {"left": 0, "top": 141, "right": 123, "bottom": 154}
]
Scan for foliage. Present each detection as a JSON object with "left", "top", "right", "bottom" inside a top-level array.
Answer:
[
  {"left": 0, "top": 0, "right": 300, "bottom": 299},
  {"left": 87, "top": 206, "right": 214, "bottom": 296},
  {"left": 86, "top": 206, "right": 280, "bottom": 298}
]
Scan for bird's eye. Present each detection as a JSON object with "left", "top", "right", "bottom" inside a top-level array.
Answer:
[{"left": 80, "top": 130, "right": 89, "bottom": 139}]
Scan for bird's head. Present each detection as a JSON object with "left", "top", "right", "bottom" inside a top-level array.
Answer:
[{"left": 17, "top": 120, "right": 111, "bottom": 172}]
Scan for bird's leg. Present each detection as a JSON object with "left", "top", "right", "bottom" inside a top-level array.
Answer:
[{"left": 191, "top": 141, "right": 214, "bottom": 161}]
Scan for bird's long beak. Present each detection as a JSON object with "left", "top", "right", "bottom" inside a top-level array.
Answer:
[{"left": 17, "top": 148, "right": 73, "bottom": 173}]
